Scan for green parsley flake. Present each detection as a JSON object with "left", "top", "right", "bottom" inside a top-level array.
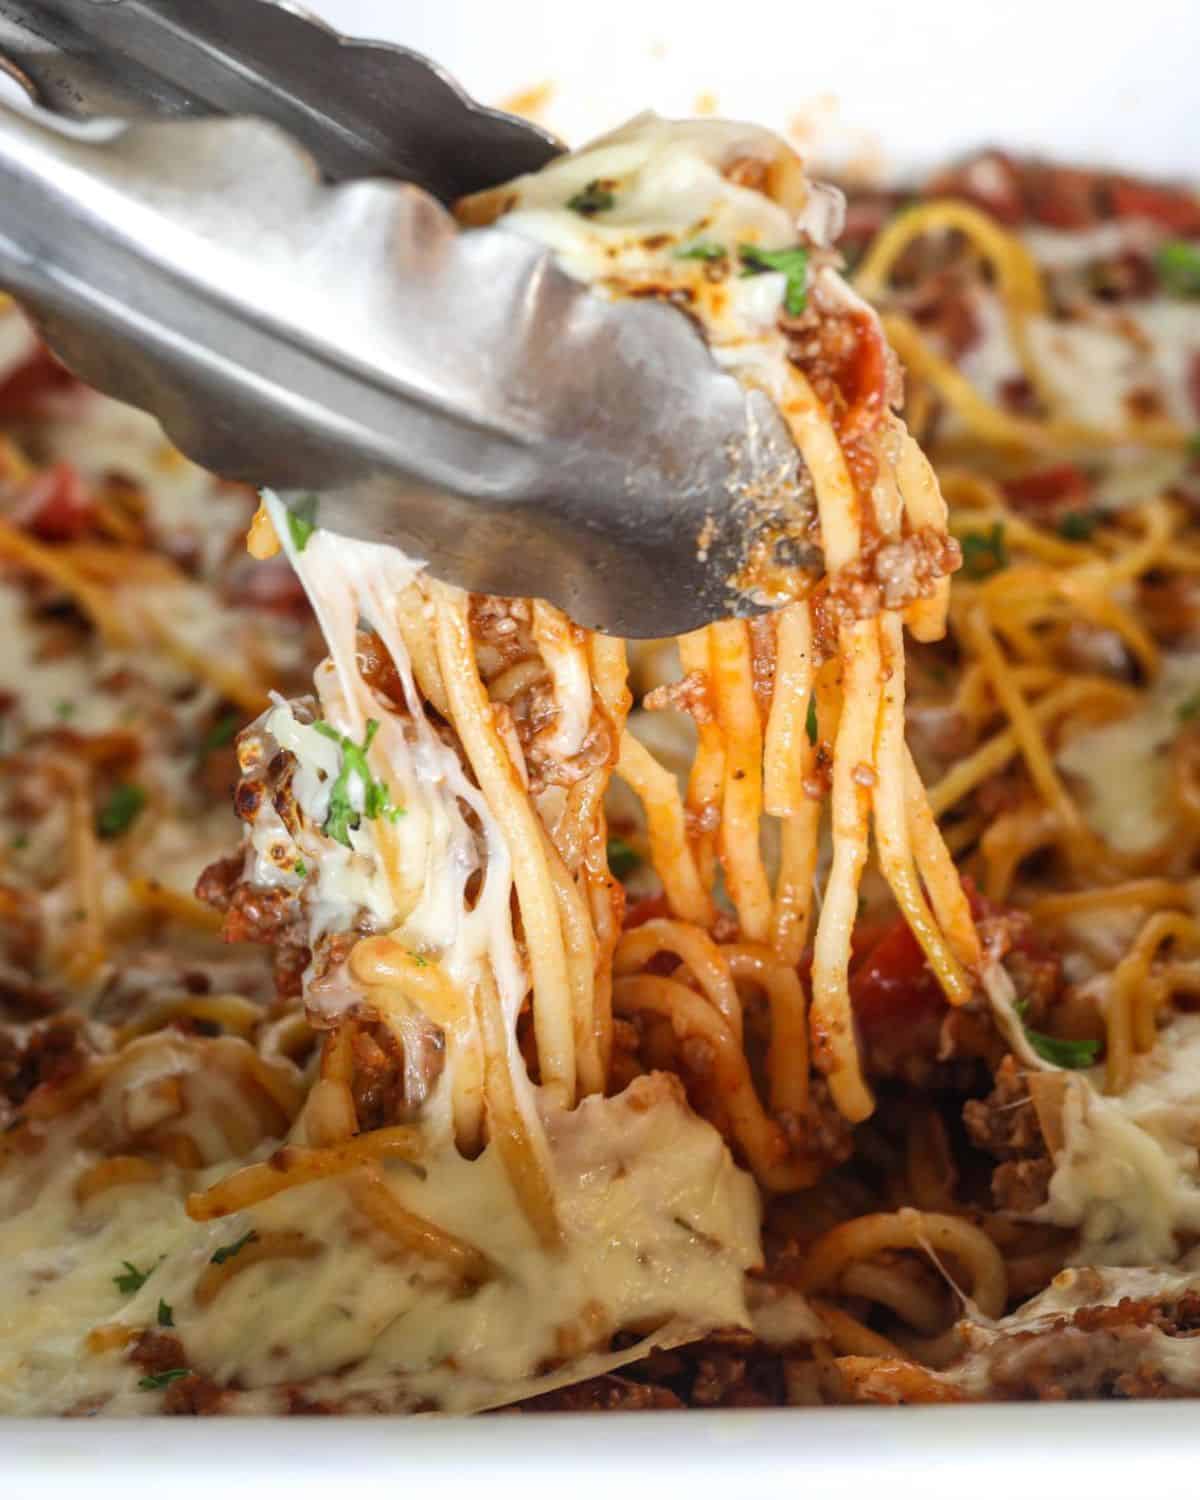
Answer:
[
  {"left": 737, "top": 244, "right": 809, "bottom": 315},
  {"left": 805, "top": 693, "right": 818, "bottom": 747},
  {"left": 157, "top": 1299, "right": 174, "bottom": 1328},
  {"left": 54, "top": 699, "right": 75, "bottom": 720},
  {"left": 96, "top": 783, "right": 146, "bottom": 839},
  {"left": 409, "top": 952, "right": 429, "bottom": 968},
  {"left": 211, "top": 1229, "right": 258, "bottom": 1265},
  {"left": 566, "top": 180, "right": 616, "bottom": 216},
  {"left": 673, "top": 240, "right": 725, "bottom": 262},
  {"left": 286, "top": 494, "right": 319, "bottom": 553},
  {"left": 10, "top": 832, "right": 28, "bottom": 851},
  {"left": 960, "top": 522, "right": 1009, "bottom": 580},
  {"left": 313, "top": 718, "right": 404, "bottom": 847},
  {"left": 1178, "top": 691, "right": 1200, "bottom": 724},
  {"left": 294, "top": 858, "right": 308, "bottom": 877},
  {"left": 606, "top": 836, "right": 642, "bottom": 881},
  {"left": 199, "top": 712, "right": 239, "bottom": 754},
  {"left": 138, "top": 1369, "right": 190, "bottom": 1391},
  {"left": 1156, "top": 240, "right": 1200, "bottom": 297},
  {"left": 113, "top": 1258, "right": 159, "bottom": 1295},
  {"left": 1015, "top": 998, "right": 1100, "bottom": 1069},
  {"left": 1057, "top": 511, "right": 1097, "bottom": 542}
]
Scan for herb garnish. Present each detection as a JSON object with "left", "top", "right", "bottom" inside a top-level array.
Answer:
[
  {"left": 805, "top": 694, "right": 818, "bottom": 747},
  {"left": 10, "top": 832, "right": 28, "bottom": 851},
  {"left": 156, "top": 1299, "right": 174, "bottom": 1328},
  {"left": 673, "top": 240, "right": 726, "bottom": 262},
  {"left": 606, "top": 836, "right": 642, "bottom": 881},
  {"left": 1015, "top": 998, "right": 1100, "bottom": 1069},
  {"left": 210, "top": 1229, "right": 258, "bottom": 1265},
  {"left": 1156, "top": 240, "right": 1200, "bottom": 297},
  {"left": 96, "top": 783, "right": 147, "bottom": 839},
  {"left": 286, "top": 494, "right": 319, "bottom": 553},
  {"left": 1057, "top": 511, "right": 1097, "bottom": 542},
  {"left": 138, "top": 1369, "right": 190, "bottom": 1390},
  {"left": 737, "top": 244, "right": 809, "bottom": 315},
  {"left": 313, "top": 718, "right": 403, "bottom": 847},
  {"left": 54, "top": 699, "right": 75, "bottom": 721},
  {"left": 113, "top": 1258, "right": 160, "bottom": 1295},
  {"left": 293, "top": 858, "right": 307, "bottom": 877},
  {"left": 960, "top": 522, "right": 1009, "bottom": 580},
  {"left": 566, "top": 180, "right": 616, "bottom": 216}
]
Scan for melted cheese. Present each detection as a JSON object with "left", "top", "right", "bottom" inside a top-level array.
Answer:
[
  {"left": 0, "top": 1071, "right": 758, "bottom": 1416},
  {"left": 1040, "top": 1013, "right": 1200, "bottom": 1264},
  {"left": 1057, "top": 652, "right": 1200, "bottom": 853}
]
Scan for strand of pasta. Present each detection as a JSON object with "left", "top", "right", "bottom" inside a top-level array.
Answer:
[
  {"left": 432, "top": 583, "right": 577, "bottom": 1109},
  {"left": 956, "top": 604, "right": 1085, "bottom": 840},
  {"left": 707, "top": 618, "right": 773, "bottom": 943},
  {"left": 612, "top": 973, "right": 821, "bottom": 1192},
  {"left": 762, "top": 600, "right": 821, "bottom": 965},
  {"left": 615, "top": 729, "right": 715, "bottom": 927},
  {"left": 873, "top": 611, "right": 972, "bottom": 1002},
  {"left": 472, "top": 965, "right": 561, "bottom": 1250},
  {"left": 722, "top": 943, "right": 809, "bottom": 1117},
  {"left": 677, "top": 627, "right": 726, "bottom": 894},
  {"left": 810, "top": 617, "right": 881, "bottom": 1124},
  {"left": 615, "top": 918, "right": 744, "bottom": 1043}
]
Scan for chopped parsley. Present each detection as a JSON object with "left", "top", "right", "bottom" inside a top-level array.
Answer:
[
  {"left": 805, "top": 693, "right": 818, "bottom": 747},
  {"left": 1178, "top": 690, "right": 1200, "bottom": 724},
  {"left": 566, "top": 180, "right": 616, "bottom": 216},
  {"left": 606, "top": 836, "right": 642, "bottom": 881},
  {"left": 293, "top": 858, "right": 307, "bottom": 877},
  {"left": 96, "top": 782, "right": 146, "bottom": 839},
  {"left": 313, "top": 718, "right": 403, "bottom": 847},
  {"left": 156, "top": 1299, "right": 174, "bottom": 1328},
  {"left": 409, "top": 952, "right": 428, "bottom": 968},
  {"left": 9, "top": 832, "right": 28, "bottom": 851},
  {"left": 210, "top": 1229, "right": 258, "bottom": 1265},
  {"left": 138, "top": 1369, "right": 190, "bottom": 1390},
  {"left": 673, "top": 240, "right": 725, "bottom": 262},
  {"left": 960, "top": 521, "right": 1009, "bottom": 580},
  {"left": 737, "top": 244, "right": 809, "bottom": 315},
  {"left": 1015, "top": 998, "right": 1100, "bottom": 1069},
  {"left": 1156, "top": 240, "right": 1200, "bottom": 297},
  {"left": 286, "top": 493, "right": 319, "bottom": 553},
  {"left": 199, "top": 712, "right": 239, "bottom": 755},
  {"left": 1057, "top": 510, "right": 1097, "bottom": 542},
  {"left": 54, "top": 699, "right": 75, "bottom": 720},
  {"left": 113, "top": 1258, "right": 159, "bottom": 1295}
]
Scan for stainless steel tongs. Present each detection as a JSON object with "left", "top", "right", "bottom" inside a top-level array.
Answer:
[{"left": 0, "top": 0, "right": 804, "bottom": 636}]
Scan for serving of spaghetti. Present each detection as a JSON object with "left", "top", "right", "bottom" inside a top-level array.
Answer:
[{"left": 3, "top": 116, "right": 1200, "bottom": 1414}]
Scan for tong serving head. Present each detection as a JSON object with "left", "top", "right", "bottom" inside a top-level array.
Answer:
[{"left": 0, "top": 0, "right": 812, "bottom": 637}]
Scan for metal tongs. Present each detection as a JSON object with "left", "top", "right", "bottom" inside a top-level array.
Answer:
[{"left": 0, "top": 0, "right": 804, "bottom": 636}]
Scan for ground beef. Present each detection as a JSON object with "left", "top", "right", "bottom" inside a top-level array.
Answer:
[
  {"left": 0, "top": 1015, "right": 90, "bottom": 1116},
  {"left": 963, "top": 1055, "right": 1053, "bottom": 1214}
]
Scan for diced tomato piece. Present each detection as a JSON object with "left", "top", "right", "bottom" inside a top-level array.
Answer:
[
  {"left": 0, "top": 346, "right": 76, "bottom": 417},
  {"left": 1111, "top": 179, "right": 1200, "bottom": 234},
  {"left": 849, "top": 916, "right": 946, "bottom": 1061},
  {"left": 13, "top": 462, "right": 94, "bottom": 541},
  {"left": 1001, "top": 463, "right": 1089, "bottom": 513}
]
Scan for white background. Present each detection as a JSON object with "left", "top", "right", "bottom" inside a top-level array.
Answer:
[{"left": 306, "top": 0, "right": 1196, "bottom": 176}]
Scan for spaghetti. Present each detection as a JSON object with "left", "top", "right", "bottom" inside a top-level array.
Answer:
[{"left": 3, "top": 124, "right": 1200, "bottom": 1413}]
